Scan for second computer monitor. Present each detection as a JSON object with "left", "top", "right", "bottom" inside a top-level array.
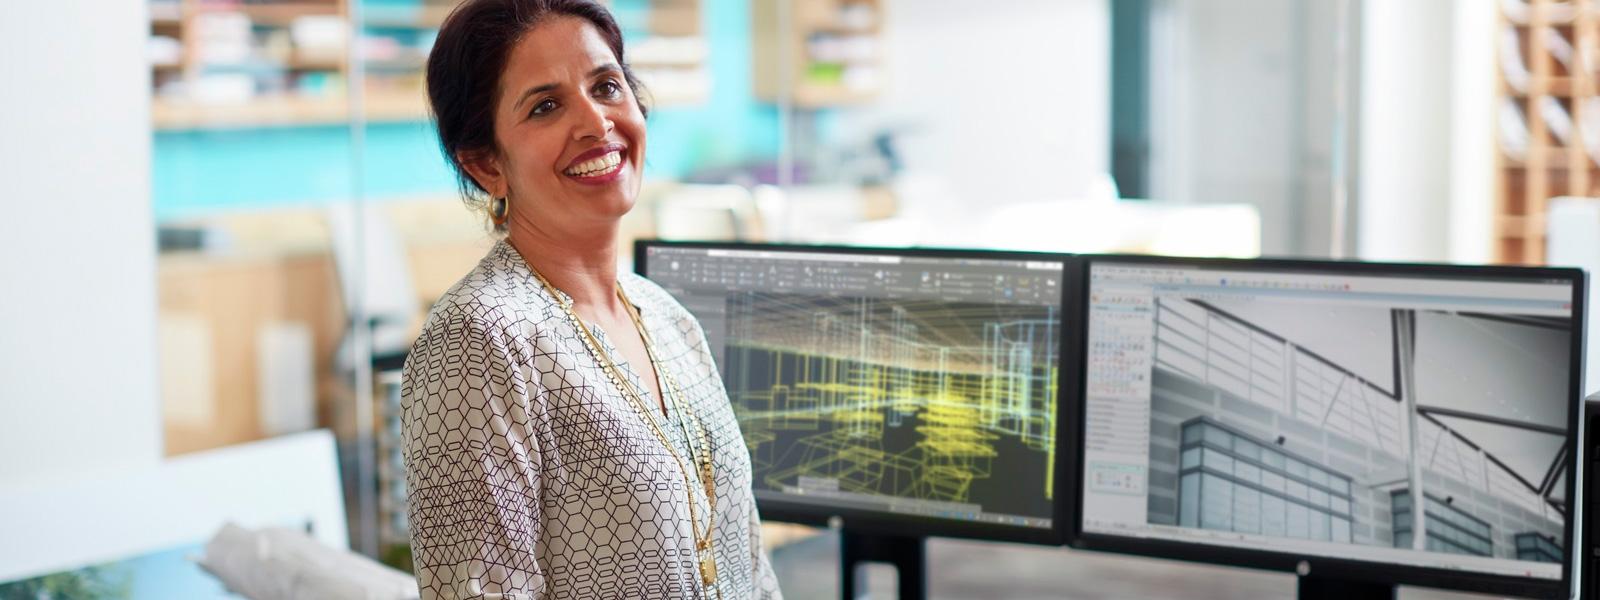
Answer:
[
  {"left": 1074, "top": 256, "right": 1584, "bottom": 598},
  {"left": 638, "top": 242, "right": 1074, "bottom": 545}
]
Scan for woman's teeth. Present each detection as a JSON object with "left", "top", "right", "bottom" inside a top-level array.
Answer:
[{"left": 565, "top": 151, "right": 622, "bottom": 177}]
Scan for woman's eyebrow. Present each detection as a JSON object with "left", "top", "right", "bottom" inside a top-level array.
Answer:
[
  {"left": 513, "top": 64, "right": 622, "bottom": 111},
  {"left": 513, "top": 82, "right": 560, "bottom": 112}
]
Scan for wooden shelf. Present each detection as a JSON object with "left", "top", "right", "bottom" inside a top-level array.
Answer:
[
  {"left": 153, "top": 91, "right": 429, "bottom": 130},
  {"left": 631, "top": 51, "right": 706, "bottom": 68},
  {"left": 153, "top": 0, "right": 708, "bottom": 128},
  {"left": 178, "top": 57, "right": 343, "bottom": 71},
  {"left": 801, "top": 21, "right": 878, "bottom": 35},
  {"left": 1502, "top": 145, "right": 1589, "bottom": 166},
  {"left": 361, "top": 4, "right": 454, "bottom": 28},
  {"left": 287, "top": 55, "right": 344, "bottom": 70},
  {"left": 196, "top": 2, "right": 340, "bottom": 24},
  {"left": 791, "top": 84, "right": 877, "bottom": 107},
  {"left": 363, "top": 54, "right": 428, "bottom": 71},
  {"left": 1505, "top": 77, "right": 1581, "bottom": 97}
]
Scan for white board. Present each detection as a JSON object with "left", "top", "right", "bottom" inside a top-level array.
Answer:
[{"left": 0, "top": 429, "right": 347, "bottom": 583}]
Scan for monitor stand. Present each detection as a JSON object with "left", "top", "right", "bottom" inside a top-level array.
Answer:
[
  {"left": 1297, "top": 575, "right": 1396, "bottom": 600},
  {"left": 840, "top": 531, "right": 926, "bottom": 600}
]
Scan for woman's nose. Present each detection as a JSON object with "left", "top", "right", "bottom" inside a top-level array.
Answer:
[{"left": 570, "top": 97, "right": 613, "bottom": 140}]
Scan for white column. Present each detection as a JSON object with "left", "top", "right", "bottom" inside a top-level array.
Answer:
[
  {"left": 0, "top": 0, "right": 159, "bottom": 486},
  {"left": 1447, "top": 0, "right": 1497, "bottom": 264},
  {"left": 1357, "top": 0, "right": 1455, "bottom": 262}
]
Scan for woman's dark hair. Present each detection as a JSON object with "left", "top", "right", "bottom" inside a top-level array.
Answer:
[{"left": 426, "top": 0, "right": 648, "bottom": 224}]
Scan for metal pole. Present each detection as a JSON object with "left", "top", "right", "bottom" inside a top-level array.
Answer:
[
  {"left": 1396, "top": 310, "right": 1425, "bottom": 551},
  {"left": 346, "top": 0, "right": 378, "bottom": 558},
  {"left": 776, "top": 0, "right": 794, "bottom": 241}
]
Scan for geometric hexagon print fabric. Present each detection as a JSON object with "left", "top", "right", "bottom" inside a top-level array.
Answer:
[{"left": 401, "top": 240, "right": 784, "bottom": 600}]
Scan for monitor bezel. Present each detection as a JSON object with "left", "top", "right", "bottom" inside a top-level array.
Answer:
[
  {"left": 1067, "top": 253, "right": 1587, "bottom": 599},
  {"left": 636, "top": 239, "right": 1081, "bottom": 547}
]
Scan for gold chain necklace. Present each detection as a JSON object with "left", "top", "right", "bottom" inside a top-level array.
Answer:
[{"left": 525, "top": 266, "right": 721, "bottom": 594}]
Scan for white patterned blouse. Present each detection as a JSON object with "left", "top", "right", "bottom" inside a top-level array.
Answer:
[{"left": 400, "top": 239, "right": 784, "bottom": 600}]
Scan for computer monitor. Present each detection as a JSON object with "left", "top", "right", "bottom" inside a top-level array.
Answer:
[
  {"left": 1583, "top": 397, "right": 1597, "bottom": 600},
  {"left": 1071, "top": 255, "right": 1586, "bottom": 599},
  {"left": 636, "top": 241, "right": 1077, "bottom": 548}
]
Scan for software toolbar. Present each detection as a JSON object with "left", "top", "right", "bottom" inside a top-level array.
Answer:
[{"left": 645, "top": 246, "right": 1062, "bottom": 306}]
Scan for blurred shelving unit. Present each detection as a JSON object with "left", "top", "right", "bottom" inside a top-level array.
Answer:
[
  {"left": 752, "top": 0, "right": 884, "bottom": 107},
  {"left": 610, "top": 0, "right": 712, "bottom": 106},
  {"left": 149, "top": 0, "right": 356, "bottom": 130},
  {"left": 1495, "top": 0, "right": 1600, "bottom": 264},
  {"left": 148, "top": 0, "right": 709, "bottom": 131}
]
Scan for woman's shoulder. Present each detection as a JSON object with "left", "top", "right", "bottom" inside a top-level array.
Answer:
[{"left": 417, "top": 240, "right": 556, "bottom": 345}]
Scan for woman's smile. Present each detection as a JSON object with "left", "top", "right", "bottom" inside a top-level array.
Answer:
[{"left": 562, "top": 143, "right": 627, "bottom": 185}]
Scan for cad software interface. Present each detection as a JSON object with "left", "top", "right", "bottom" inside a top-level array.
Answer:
[
  {"left": 1081, "top": 261, "right": 1576, "bottom": 580},
  {"left": 645, "top": 246, "right": 1064, "bottom": 530}
]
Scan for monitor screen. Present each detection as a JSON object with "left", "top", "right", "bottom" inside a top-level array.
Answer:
[
  {"left": 1079, "top": 259, "right": 1581, "bottom": 585},
  {"left": 640, "top": 243, "right": 1068, "bottom": 539}
]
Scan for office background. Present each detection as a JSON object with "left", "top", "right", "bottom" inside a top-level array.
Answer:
[{"left": 0, "top": 0, "right": 1586, "bottom": 598}]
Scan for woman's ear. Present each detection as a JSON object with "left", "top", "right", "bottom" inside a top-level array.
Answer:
[{"left": 458, "top": 148, "right": 507, "bottom": 198}]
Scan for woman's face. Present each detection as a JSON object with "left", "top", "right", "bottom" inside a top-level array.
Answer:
[{"left": 467, "top": 16, "right": 647, "bottom": 233}]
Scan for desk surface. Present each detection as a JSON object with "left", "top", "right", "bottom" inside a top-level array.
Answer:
[{"left": 768, "top": 529, "right": 1534, "bottom": 600}]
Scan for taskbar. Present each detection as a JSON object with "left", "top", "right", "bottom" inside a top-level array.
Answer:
[{"left": 756, "top": 488, "right": 1053, "bottom": 529}]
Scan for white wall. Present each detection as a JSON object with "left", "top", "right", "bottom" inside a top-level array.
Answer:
[
  {"left": 844, "top": 0, "right": 1109, "bottom": 209},
  {"left": 0, "top": 1, "right": 160, "bottom": 486},
  {"left": 1356, "top": 0, "right": 1455, "bottom": 262}
]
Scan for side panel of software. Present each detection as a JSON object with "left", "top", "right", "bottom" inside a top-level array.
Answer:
[{"left": 1080, "top": 273, "right": 1157, "bottom": 530}]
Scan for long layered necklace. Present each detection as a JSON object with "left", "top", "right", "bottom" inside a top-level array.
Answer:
[{"left": 526, "top": 266, "right": 722, "bottom": 596}]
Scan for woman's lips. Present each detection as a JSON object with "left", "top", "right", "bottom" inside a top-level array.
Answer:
[
  {"left": 564, "top": 151, "right": 626, "bottom": 185},
  {"left": 564, "top": 143, "right": 626, "bottom": 171}
]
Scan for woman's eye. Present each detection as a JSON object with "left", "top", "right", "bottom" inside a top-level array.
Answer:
[
  {"left": 595, "top": 80, "right": 622, "bottom": 99},
  {"left": 531, "top": 99, "right": 557, "bottom": 116}
]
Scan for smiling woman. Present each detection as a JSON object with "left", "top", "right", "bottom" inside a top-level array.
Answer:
[{"left": 401, "top": 2, "right": 784, "bottom": 599}]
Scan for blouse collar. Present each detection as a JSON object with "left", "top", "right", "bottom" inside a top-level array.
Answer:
[{"left": 489, "top": 238, "right": 646, "bottom": 313}]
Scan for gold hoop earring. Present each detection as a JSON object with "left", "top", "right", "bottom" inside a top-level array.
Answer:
[{"left": 490, "top": 196, "right": 509, "bottom": 226}]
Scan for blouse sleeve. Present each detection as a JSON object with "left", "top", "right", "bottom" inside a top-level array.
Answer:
[
  {"left": 401, "top": 308, "right": 547, "bottom": 600},
  {"left": 749, "top": 507, "right": 786, "bottom": 599}
]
